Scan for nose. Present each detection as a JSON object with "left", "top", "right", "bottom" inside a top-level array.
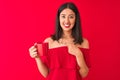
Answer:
[{"left": 65, "top": 17, "right": 69, "bottom": 24}]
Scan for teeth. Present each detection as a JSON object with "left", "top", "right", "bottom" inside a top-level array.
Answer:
[{"left": 65, "top": 24, "right": 69, "bottom": 26}]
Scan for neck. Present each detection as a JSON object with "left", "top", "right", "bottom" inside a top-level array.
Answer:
[
  {"left": 62, "top": 31, "right": 72, "bottom": 39},
  {"left": 59, "top": 31, "right": 74, "bottom": 45}
]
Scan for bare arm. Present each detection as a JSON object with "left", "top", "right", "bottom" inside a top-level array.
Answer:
[
  {"left": 76, "top": 53, "right": 89, "bottom": 78},
  {"left": 35, "top": 57, "right": 49, "bottom": 77},
  {"left": 29, "top": 43, "right": 49, "bottom": 77},
  {"left": 68, "top": 38, "right": 90, "bottom": 78},
  {"left": 68, "top": 47, "right": 89, "bottom": 78},
  {"left": 77, "top": 38, "right": 90, "bottom": 78},
  {"left": 34, "top": 37, "right": 53, "bottom": 77}
]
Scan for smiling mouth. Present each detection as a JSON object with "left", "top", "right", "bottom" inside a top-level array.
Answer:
[
  {"left": 64, "top": 26, "right": 70, "bottom": 28},
  {"left": 64, "top": 24, "right": 70, "bottom": 28}
]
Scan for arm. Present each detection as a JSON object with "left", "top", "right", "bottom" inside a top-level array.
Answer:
[
  {"left": 68, "top": 44, "right": 89, "bottom": 78},
  {"left": 76, "top": 38, "right": 90, "bottom": 78},
  {"left": 29, "top": 37, "right": 52, "bottom": 77},
  {"left": 35, "top": 37, "right": 52, "bottom": 77},
  {"left": 76, "top": 53, "right": 89, "bottom": 78},
  {"left": 35, "top": 57, "right": 49, "bottom": 77}
]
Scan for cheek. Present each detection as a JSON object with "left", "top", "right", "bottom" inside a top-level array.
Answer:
[
  {"left": 60, "top": 19, "right": 64, "bottom": 25},
  {"left": 70, "top": 19, "right": 75, "bottom": 25}
]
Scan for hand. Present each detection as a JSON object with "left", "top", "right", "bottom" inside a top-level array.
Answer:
[
  {"left": 29, "top": 43, "right": 39, "bottom": 58},
  {"left": 67, "top": 44, "right": 83, "bottom": 57}
]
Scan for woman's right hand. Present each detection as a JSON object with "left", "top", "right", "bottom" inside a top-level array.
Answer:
[{"left": 29, "top": 43, "right": 39, "bottom": 58}]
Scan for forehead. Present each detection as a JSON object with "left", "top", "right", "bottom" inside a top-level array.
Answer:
[{"left": 60, "top": 8, "right": 75, "bottom": 15}]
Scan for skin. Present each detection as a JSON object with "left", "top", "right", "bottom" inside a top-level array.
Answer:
[
  {"left": 59, "top": 8, "right": 75, "bottom": 32},
  {"left": 29, "top": 8, "right": 89, "bottom": 78}
]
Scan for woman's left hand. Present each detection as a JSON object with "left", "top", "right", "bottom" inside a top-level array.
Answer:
[{"left": 67, "top": 44, "right": 83, "bottom": 57}]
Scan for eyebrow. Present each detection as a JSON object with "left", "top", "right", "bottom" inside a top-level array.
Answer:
[{"left": 60, "top": 14, "right": 75, "bottom": 16}]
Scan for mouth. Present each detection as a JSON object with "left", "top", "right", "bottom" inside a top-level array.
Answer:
[{"left": 64, "top": 24, "right": 70, "bottom": 28}]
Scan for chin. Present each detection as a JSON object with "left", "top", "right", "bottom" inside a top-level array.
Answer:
[{"left": 63, "top": 29, "right": 72, "bottom": 32}]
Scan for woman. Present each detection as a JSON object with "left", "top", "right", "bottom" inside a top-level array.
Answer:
[{"left": 29, "top": 2, "right": 90, "bottom": 80}]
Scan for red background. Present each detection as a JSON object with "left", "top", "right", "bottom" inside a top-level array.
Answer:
[{"left": 0, "top": 0, "right": 120, "bottom": 80}]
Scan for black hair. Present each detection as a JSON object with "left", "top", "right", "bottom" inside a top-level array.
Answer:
[{"left": 51, "top": 2, "right": 83, "bottom": 44}]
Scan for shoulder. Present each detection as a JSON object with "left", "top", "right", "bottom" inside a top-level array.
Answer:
[
  {"left": 43, "top": 37, "right": 57, "bottom": 48},
  {"left": 81, "top": 38, "right": 89, "bottom": 49},
  {"left": 43, "top": 37, "right": 53, "bottom": 43}
]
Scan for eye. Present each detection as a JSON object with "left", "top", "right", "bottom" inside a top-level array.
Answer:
[
  {"left": 69, "top": 15, "right": 74, "bottom": 19},
  {"left": 61, "top": 15, "right": 65, "bottom": 18}
]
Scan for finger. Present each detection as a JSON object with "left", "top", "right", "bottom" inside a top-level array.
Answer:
[
  {"left": 34, "top": 43, "right": 37, "bottom": 47},
  {"left": 31, "top": 54, "right": 37, "bottom": 58},
  {"left": 32, "top": 51, "right": 38, "bottom": 55},
  {"left": 32, "top": 52, "right": 38, "bottom": 58},
  {"left": 30, "top": 52, "right": 37, "bottom": 57},
  {"left": 29, "top": 46, "right": 35, "bottom": 51},
  {"left": 29, "top": 46, "right": 37, "bottom": 52},
  {"left": 30, "top": 51, "right": 37, "bottom": 56},
  {"left": 32, "top": 48, "right": 37, "bottom": 52}
]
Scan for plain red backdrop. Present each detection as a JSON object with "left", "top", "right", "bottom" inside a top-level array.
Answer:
[{"left": 0, "top": 0, "right": 120, "bottom": 80}]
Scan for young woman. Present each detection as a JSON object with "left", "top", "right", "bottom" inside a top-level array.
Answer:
[{"left": 29, "top": 2, "right": 90, "bottom": 80}]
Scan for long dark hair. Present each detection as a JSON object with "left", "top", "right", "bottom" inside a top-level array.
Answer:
[{"left": 51, "top": 2, "right": 83, "bottom": 44}]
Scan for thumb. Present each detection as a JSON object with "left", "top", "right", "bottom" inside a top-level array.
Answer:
[{"left": 34, "top": 43, "right": 37, "bottom": 47}]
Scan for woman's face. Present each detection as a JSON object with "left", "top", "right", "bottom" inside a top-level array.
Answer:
[{"left": 59, "top": 8, "right": 76, "bottom": 32}]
